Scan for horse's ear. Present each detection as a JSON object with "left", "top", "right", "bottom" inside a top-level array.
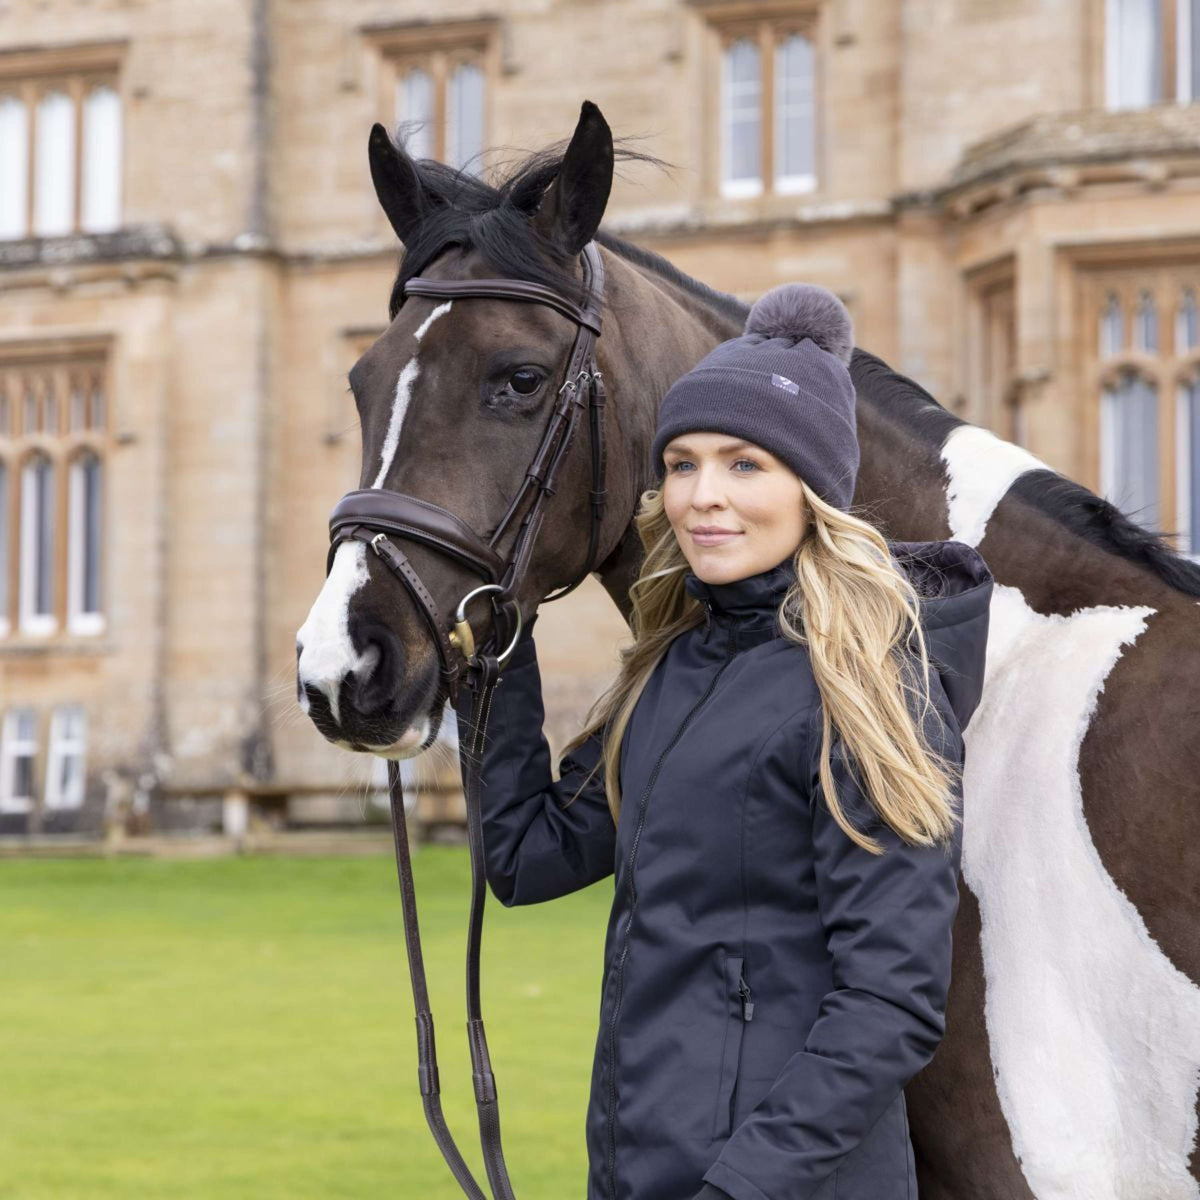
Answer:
[
  {"left": 369, "top": 123, "right": 428, "bottom": 244},
  {"left": 533, "top": 100, "right": 613, "bottom": 256}
]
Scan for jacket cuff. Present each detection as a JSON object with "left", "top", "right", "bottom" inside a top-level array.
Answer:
[{"left": 694, "top": 1184, "right": 736, "bottom": 1200}]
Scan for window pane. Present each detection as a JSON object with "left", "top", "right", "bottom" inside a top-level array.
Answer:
[
  {"left": 1178, "top": 288, "right": 1198, "bottom": 352},
  {"left": 723, "top": 39, "right": 761, "bottom": 186},
  {"left": 46, "top": 704, "right": 86, "bottom": 809},
  {"left": 1107, "top": 0, "right": 1162, "bottom": 108},
  {"left": 21, "top": 454, "right": 55, "bottom": 625},
  {"left": 2, "top": 707, "right": 37, "bottom": 811},
  {"left": 0, "top": 95, "right": 29, "bottom": 240},
  {"left": 1135, "top": 289, "right": 1158, "bottom": 352},
  {"left": 70, "top": 453, "right": 103, "bottom": 621},
  {"left": 1102, "top": 372, "right": 1160, "bottom": 528},
  {"left": 775, "top": 34, "right": 815, "bottom": 183},
  {"left": 446, "top": 62, "right": 484, "bottom": 171},
  {"left": 1179, "top": 0, "right": 1200, "bottom": 99},
  {"left": 91, "top": 373, "right": 105, "bottom": 430},
  {"left": 34, "top": 90, "right": 75, "bottom": 236},
  {"left": 396, "top": 68, "right": 434, "bottom": 160},
  {"left": 1100, "top": 293, "right": 1124, "bottom": 357},
  {"left": 1180, "top": 379, "right": 1200, "bottom": 554},
  {"left": 22, "top": 379, "right": 36, "bottom": 434},
  {"left": 81, "top": 85, "right": 121, "bottom": 234},
  {"left": 0, "top": 461, "right": 7, "bottom": 627}
]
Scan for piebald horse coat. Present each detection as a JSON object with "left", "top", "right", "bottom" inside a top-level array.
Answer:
[{"left": 296, "top": 102, "right": 1200, "bottom": 1198}]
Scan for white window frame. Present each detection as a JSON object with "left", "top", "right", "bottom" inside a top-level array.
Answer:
[
  {"left": 0, "top": 93, "right": 30, "bottom": 241},
  {"left": 396, "top": 66, "right": 435, "bottom": 160},
  {"left": 773, "top": 32, "right": 816, "bottom": 196},
  {"left": 720, "top": 37, "right": 764, "bottom": 199},
  {"left": 44, "top": 704, "right": 86, "bottom": 811},
  {"left": 81, "top": 84, "right": 122, "bottom": 235},
  {"left": 0, "top": 708, "right": 38, "bottom": 814},
  {"left": 1105, "top": 0, "right": 1163, "bottom": 110},
  {"left": 445, "top": 60, "right": 484, "bottom": 172},
  {"left": 33, "top": 89, "right": 76, "bottom": 238}
]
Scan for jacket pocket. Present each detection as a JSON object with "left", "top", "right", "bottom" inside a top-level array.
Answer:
[{"left": 711, "top": 952, "right": 752, "bottom": 1139}]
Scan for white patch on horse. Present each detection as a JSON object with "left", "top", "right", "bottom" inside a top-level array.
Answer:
[
  {"left": 941, "top": 424, "right": 1053, "bottom": 547},
  {"left": 371, "top": 300, "right": 452, "bottom": 490},
  {"left": 941, "top": 426, "right": 1200, "bottom": 1195},
  {"left": 296, "top": 540, "right": 372, "bottom": 727},
  {"left": 961, "top": 587, "right": 1200, "bottom": 1197}
]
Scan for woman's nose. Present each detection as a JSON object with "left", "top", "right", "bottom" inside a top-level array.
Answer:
[{"left": 690, "top": 466, "right": 727, "bottom": 509}]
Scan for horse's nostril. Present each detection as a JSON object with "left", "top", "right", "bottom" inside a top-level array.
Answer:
[{"left": 345, "top": 630, "right": 399, "bottom": 717}]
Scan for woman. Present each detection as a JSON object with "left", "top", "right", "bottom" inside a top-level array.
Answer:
[{"left": 457, "top": 283, "right": 994, "bottom": 1200}]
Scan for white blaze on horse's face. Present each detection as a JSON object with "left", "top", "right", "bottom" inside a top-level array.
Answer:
[
  {"left": 296, "top": 540, "right": 372, "bottom": 728},
  {"left": 295, "top": 300, "right": 453, "bottom": 744},
  {"left": 372, "top": 300, "right": 452, "bottom": 489},
  {"left": 940, "top": 424, "right": 1200, "bottom": 1197}
]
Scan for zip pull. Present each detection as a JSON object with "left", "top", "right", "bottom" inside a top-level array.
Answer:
[
  {"left": 702, "top": 599, "right": 713, "bottom": 633},
  {"left": 738, "top": 972, "right": 754, "bottom": 1022}
]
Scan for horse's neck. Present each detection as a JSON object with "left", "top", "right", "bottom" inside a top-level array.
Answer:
[
  {"left": 593, "top": 249, "right": 743, "bottom": 625},
  {"left": 856, "top": 397, "right": 1194, "bottom": 618}
]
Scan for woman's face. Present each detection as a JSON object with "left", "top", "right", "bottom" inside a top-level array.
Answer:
[{"left": 661, "top": 432, "right": 808, "bottom": 584}]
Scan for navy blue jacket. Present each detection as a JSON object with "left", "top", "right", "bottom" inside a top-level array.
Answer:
[{"left": 456, "top": 540, "right": 993, "bottom": 1200}]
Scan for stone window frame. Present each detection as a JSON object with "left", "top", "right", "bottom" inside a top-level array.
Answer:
[
  {"left": 966, "top": 257, "right": 1025, "bottom": 446},
  {"left": 1079, "top": 261, "right": 1200, "bottom": 557},
  {"left": 0, "top": 336, "right": 112, "bottom": 644},
  {"left": 0, "top": 41, "right": 125, "bottom": 241},
  {"left": 692, "top": 0, "right": 824, "bottom": 207},
  {"left": 364, "top": 18, "right": 499, "bottom": 172}
]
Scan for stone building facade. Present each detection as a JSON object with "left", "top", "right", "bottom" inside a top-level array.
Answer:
[{"left": 0, "top": 0, "right": 1197, "bottom": 833}]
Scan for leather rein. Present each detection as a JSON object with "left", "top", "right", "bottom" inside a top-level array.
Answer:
[{"left": 323, "top": 240, "right": 609, "bottom": 1199}]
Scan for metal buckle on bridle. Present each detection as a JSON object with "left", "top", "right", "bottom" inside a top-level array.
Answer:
[
  {"left": 558, "top": 368, "right": 593, "bottom": 396},
  {"left": 448, "top": 583, "right": 523, "bottom": 668}
]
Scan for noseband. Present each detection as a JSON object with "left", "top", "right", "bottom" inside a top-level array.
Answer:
[{"left": 322, "top": 240, "right": 609, "bottom": 1200}]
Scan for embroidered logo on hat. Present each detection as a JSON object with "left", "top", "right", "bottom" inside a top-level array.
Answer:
[{"left": 771, "top": 373, "right": 800, "bottom": 395}]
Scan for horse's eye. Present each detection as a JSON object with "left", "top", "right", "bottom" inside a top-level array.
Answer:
[{"left": 509, "top": 368, "right": 543, "bottom": 396}]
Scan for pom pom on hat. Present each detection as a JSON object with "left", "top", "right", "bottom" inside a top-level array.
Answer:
[{"left": 744, "top": 283, "right": 854, "bottom": 365}]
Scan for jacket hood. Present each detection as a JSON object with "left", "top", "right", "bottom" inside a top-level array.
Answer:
[{"left": 682, "top": 538, "right": 993, "bottom": 730}]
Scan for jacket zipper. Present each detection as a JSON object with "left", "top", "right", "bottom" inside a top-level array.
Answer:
[
  {"left": 738, "top": 970, "right": 754, "bottom": 1021},
  {"left": 605, "top": 616, "right": 735, "bottom": 1200}
]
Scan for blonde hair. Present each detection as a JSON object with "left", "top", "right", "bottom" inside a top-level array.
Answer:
[{"left": 560, "top": 482, "right": 961, "bottom": 855}]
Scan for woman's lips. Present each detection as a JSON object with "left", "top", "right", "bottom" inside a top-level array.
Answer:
[{"left": 691, "top": 530, "right": 742, "bottom": 546}]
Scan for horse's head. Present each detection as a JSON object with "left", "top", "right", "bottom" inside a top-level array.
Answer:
[{"left": 296, "top": 101, "right": 623, "bottom": 756}]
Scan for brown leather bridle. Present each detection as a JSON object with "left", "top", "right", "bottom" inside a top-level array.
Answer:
[{"left": 322, "top": 240, "right": 609, "bottom": 1200}]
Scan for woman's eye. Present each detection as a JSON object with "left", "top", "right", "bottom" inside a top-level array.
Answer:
[
  {"left": 509, "top": 368, "right": 543, "bottom": 395},
  {"left": 667, "top": 461, "right": 692, "bottom": 472},
  {"left": 733, "top": 459, "right": 760, "bottom": 472}
]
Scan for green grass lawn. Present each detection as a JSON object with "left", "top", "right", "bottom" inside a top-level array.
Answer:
[{"left": 0, "top": 851, "right": 611, "bottom": 1200}]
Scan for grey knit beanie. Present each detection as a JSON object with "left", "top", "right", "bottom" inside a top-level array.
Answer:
[{"left": 650, "top": 283, "right": 859, "bottom": 510}]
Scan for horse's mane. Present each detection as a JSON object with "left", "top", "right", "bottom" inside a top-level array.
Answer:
[
  {"left": 386, "top": 124, "right": 1200, "bottom": 600},
  {"left": 386, "top": 123, "right": 746, "bottom": 326},
  {"left": 852, "top": 349, "right": 1200, "bottom": 598}
]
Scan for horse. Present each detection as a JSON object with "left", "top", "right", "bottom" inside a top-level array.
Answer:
[{"left": 296, "top": 100, "right": 1200, "bottom": 1199}]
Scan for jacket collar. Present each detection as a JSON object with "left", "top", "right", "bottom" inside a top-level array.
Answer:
[
  {"left": 679, "top": 540, "right": 995, "bottom": 731},
  {"left": 682, "top": 555, "right": 797, "bottom": 625}
]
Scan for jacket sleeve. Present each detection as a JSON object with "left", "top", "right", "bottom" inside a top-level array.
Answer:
[
  {"left": 454, "top": 614, "right": 616, "bottom": 908},
  {"left": 702, "top": 682, "right": 964, "bottom": 1200}
]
